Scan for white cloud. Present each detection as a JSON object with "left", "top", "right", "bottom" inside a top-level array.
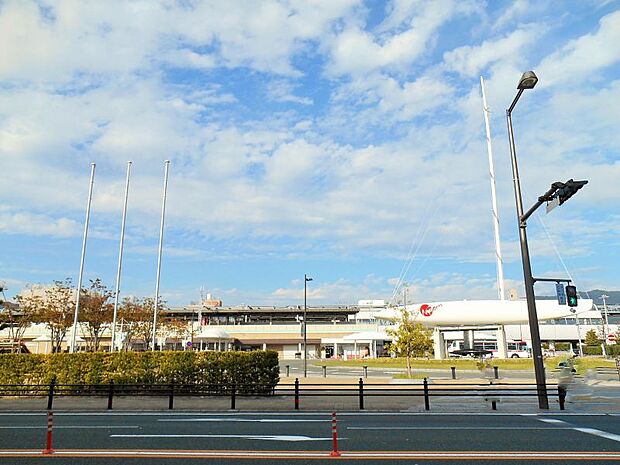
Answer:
[
  {"left": 0, "top": 0, "right": 360, "bottom": 82},
  {"left": 0, "top": 1, "right": 619, "bottom": 304},
  {"left": 0, "top": 211, "right": 81, "bottom": 237},
  {"left": 266, "top": 80, "right": 313, "bottom": 105},
  {"left": 377, "top": 74, "right": 453, "bottom": 120},
  {"left": 327, "top": 0, "right": 473, "bottom": 76},
  {"left": 443, "top": 24, "right": 543, "bottom": 77},
  {"left": 537, "top": 10, "right": 620, "bottom": 86},
  {"left": 271, "top": 278, "right": 377, "bottom": 305}
]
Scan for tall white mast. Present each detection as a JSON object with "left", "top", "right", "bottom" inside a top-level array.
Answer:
[
  {"left": 151, "top": 160, "right": 170, "bottom": 350},
  {"left": 70, "top": 162, "right": 96, "bottom": 353},
  {"left": 480, "top": 76, "right": 505, "bottom": 301},
  {"left": 111, "top": 161, "right": 132, "bottom": 351}
]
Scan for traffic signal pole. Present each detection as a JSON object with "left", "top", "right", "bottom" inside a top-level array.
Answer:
[{"left": 506, "top": 104, "right": 549, "bottom": 410}]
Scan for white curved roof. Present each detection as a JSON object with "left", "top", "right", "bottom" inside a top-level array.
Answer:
[{"left": 196, "top": 328, "right": 231, "bottom": 339}]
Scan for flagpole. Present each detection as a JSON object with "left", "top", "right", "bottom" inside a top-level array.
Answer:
[
  {"left": 480, "top": 76, "right": 505, "bottom": 301},
  {"left": 70, "top": 163, "right": 96, "bottom": 353},
  {"left": 151, "top": 160, "right": 170, "bottom": 350},
  {"left": 111, "top": 161, "right": 132, "bottom": 351}
]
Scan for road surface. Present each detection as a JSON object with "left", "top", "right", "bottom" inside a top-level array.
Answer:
[{"left": 0, "top": 411, "right": 618, "bottom": 464}]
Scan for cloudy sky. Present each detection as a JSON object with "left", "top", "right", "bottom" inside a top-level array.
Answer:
[{"left": 1, "top": 0, "right": 619, "bottom": 306}]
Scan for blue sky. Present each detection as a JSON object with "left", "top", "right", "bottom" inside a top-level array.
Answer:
[{"left": 1, "top": 0, "right": 619, "bottom": 306}]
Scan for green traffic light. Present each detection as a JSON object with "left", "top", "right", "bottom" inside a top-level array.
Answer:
[{"left": 565, "top": 285, "right": 578, "bottom": 307}]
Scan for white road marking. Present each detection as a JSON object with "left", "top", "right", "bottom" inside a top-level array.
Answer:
[
  {"left": 538, "top": 418, "right": 568, "bottom": 424},
  {"left": 0, "top": 426, "right": 140, "bottom": 429},
  {"left": 0, "top": 412, "right": 611, "bottom": 417},
  {"left": 110, "top": 434, "right": 335, "bottom": 441},
  {"left": 158, "top": 418, "right": 326, "bottom": 423},
  {"left": 572, "top": 427, "right": 620, "bottom": 443},
  {"left": 1, "top": 450, "right": 619, "bottom": 459},
  {"left": 347, "top": 426, "right": 569, "bottom": 430},
  {"left": 536, "top": 417, "right": 620, "bottom": 443}
]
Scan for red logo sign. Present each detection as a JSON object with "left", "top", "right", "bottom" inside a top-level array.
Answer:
[{"left": 419, "top": 304, "right": 441, "bottom": 317}]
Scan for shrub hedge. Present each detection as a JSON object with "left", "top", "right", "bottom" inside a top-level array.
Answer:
[
  {"left": 0, "top": 351, "right": 280, "bottom": 391},
  {"left": 584, "top": 345, "right": 603, "bottom": 356}
]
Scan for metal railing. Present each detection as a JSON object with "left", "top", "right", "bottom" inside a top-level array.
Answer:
[{"left": 0, "top": 377, "right": 567, "bottom": 411}]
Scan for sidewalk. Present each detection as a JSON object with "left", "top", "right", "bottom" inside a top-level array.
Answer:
[{"left": 1, "top": 375, "right": 616, "bottom": 414}]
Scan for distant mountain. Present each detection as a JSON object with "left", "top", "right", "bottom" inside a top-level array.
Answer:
[
  {"left": 537, "top": 289, "right": 620, "bottom": 305},
  {"left": 584, "top": 290, "right": 620, "bottom": 306}
]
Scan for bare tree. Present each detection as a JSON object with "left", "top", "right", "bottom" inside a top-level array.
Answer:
[
  {"left": 26, "top": 279, "right": 76, "bottom": 353},
  {"left": 162, "top": 316, "right": 189, "bottom": 350},
  {"left": 4, "top": 290, "right": 37, "bottom": 343},
  {"left": 119, "top": 297, "right": 163, "bottom": 350}
]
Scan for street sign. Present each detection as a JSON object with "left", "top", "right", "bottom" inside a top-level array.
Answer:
[
  {"left": 546, "top": 196, "right": 560, "bottom": 214},
  {"left": 556, "top": 283, "right": 566, "bottom": 305},
  {"left": 607, "top": 334, "right": 617, "bottom": 345}
]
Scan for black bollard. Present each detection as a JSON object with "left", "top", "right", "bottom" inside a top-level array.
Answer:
[
  {"left": 558, "top": 386, "right": 566, "bottom": 411},
  {"left": 107, "top": 380, "right": 114, "bottom": 410},
  {"left": 47, "top": 378, "right": 56, "bottom": 411},
  {"left": 168, "top": 383, "right": 174, "bottom": 410},
  {"left": 451, "top": 367, "right": 456, "bottom": 380},
  {"left": 493, "top": 366, "right": 499, "bottom": 379},
  {"left": 294, "top": 378, "right": 300, "bottom": 410},
  {"left": 359, "top": 378, "right": 364, "bottom": 410},
  {"left": 423, "top": 378, "right": 430, "bottom": 411}
]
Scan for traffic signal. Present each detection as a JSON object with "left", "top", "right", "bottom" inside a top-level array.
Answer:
[
  {"left": 557, "top": 179, "right": 588, "bottom": 205},
  {"left": 565, "top": 285, "right": 578, "bottom": 307}
]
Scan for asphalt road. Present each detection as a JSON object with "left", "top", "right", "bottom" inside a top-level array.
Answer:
[{"left": 0, "top": 412, "right": 618, "bottom": 464}]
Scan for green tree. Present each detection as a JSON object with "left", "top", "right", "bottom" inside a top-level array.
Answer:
[
  {"left": 584, "top": 329, "right": 601, "bottom": 347},
  {"left": 387, "top": 309, "right": 433, "bottom": 376}
]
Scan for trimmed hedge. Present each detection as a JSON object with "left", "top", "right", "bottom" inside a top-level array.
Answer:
[
  {"left": 584, "top": 346, "right": 603, "bottom": 356},
  {"left": 0, "top": 351, "right": 279, "bottom": 391}
]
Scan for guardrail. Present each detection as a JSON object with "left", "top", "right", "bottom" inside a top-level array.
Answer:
[
  {"left": 595, "top": 366, "right": 620, "bottom": 381},
  {"left": 0, "top": 377, "right": 567, "bottom": 411}
]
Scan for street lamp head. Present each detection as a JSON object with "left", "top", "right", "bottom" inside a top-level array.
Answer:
[
  {"left": 305, "top": 277, "right": 313, "bottom": 282},
  {"left": 517, "top": 71, "right": 538, "bottom": 90}
]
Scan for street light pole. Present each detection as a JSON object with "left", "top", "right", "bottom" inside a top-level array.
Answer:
[
  {"left": 506, "top": 71, "right": 549, "bottom": 410},
  {"left": 303, "top": 274, "right": 313, "bottom": 378}
]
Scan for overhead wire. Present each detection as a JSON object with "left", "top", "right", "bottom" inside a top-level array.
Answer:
[{"left": 390, "top": 197, "right": 442, "bottom": 304}]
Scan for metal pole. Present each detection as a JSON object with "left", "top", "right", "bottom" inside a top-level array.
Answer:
[
  {"left": 303, "top": 274, "right": 307, "bottom": 378},
  {"left": 111, "top": 161, "right": 131, "bottom": 352},
  {"left": 481, "top": 76, "right": 505, "bottom": 301},
  {"left": 152, "top": 160, "right": 170, "bottom": 351},
  {"left": 576, "top": 319, "right": 584, "bottom": 357},
  {"left": 70, "top": 163, "right": 96, "bottom": 353},
  {"left": 602, "top": 294, "right": 610, "bottom": 342},
  {"left": 506, "top": 106, "right": 549, "bottom": 410}
]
